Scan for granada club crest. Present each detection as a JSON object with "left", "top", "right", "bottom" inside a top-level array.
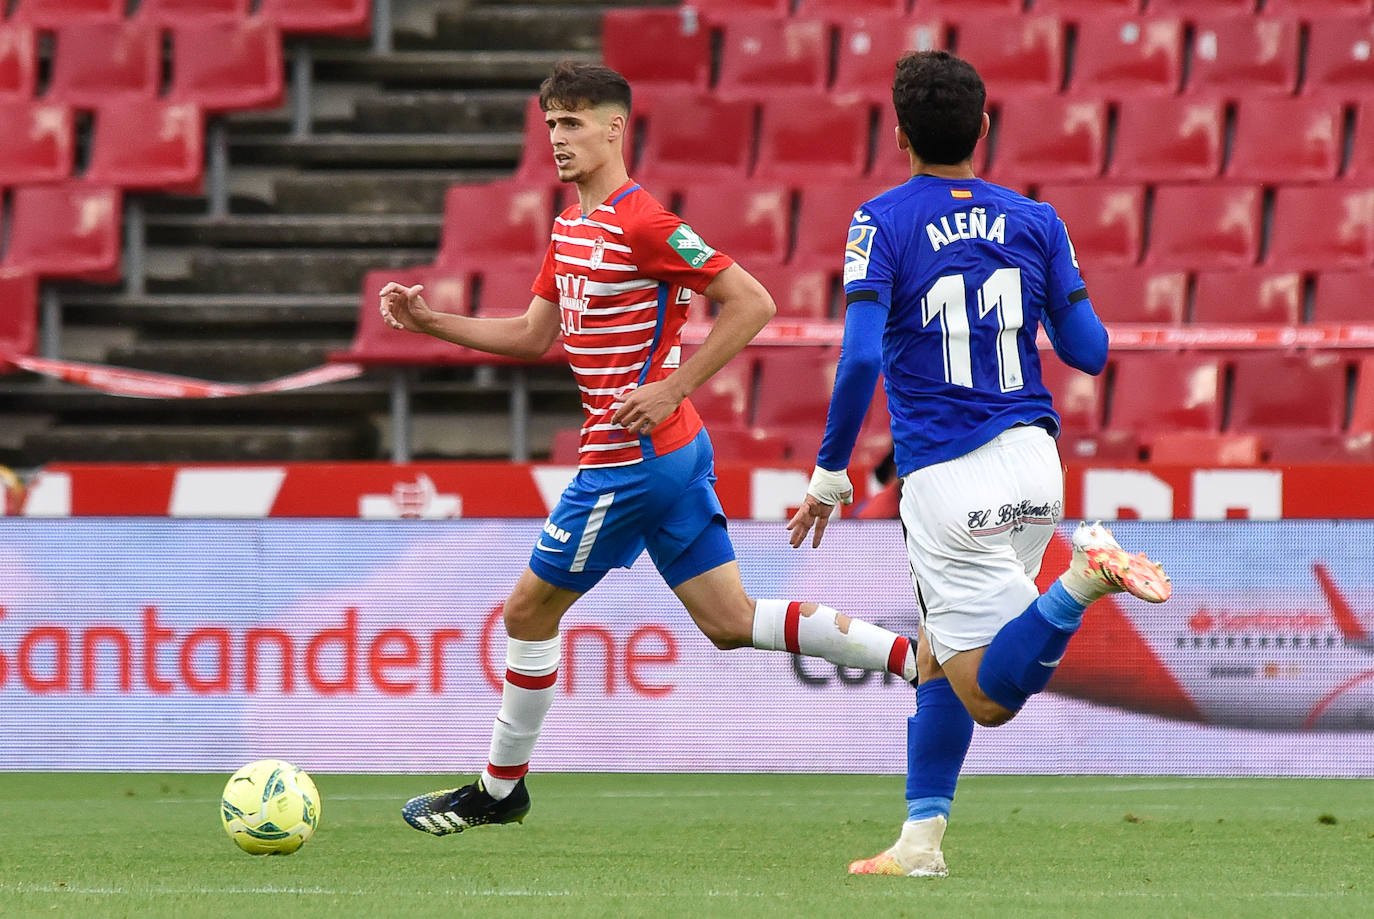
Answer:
[
  {"left": 589, "top": 236, "right": 606, "bottom": 270},
  {"left": 555, "top": 273, "right": 590, "bottom": 333}
]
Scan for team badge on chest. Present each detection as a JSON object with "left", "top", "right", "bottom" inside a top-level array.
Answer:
[{"left": 589, "top": 236, "right": 606, "bottom": 270}]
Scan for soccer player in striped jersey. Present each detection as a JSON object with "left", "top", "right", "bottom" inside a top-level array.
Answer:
[
  {"left": 785, "top": 51, "right": 1173, "bottom": 877},
  {"left": 381, "top": 61, "right": 921, "bottom": 837}
]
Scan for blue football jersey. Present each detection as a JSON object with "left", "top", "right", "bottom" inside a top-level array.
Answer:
[{"left": 835, "top": 175, "right": 1091, "bottom": 476}]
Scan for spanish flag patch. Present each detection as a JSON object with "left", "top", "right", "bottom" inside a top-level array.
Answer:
[{"left": 950, "top": 189, "right": 973, "bottom": 199}]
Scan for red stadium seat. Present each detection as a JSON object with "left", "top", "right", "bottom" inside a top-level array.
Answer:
[
  {"left": 340, "top": 267, "right": 475, "bottom": 365},
  {"left": 1069, "top": 17, "right": 1184, "bottom": 97},
  {"left": 748, "top": 266, "right": 837, "bottom": 320},
  {"left": 0, "top": 25, "right": 38, "bottom": 101},
  {"left": 5, "top": 184, "right": 122, "bottom": 283},
  {"left": 84, "top": 101, "right": 204, "bottom": 194},
  {"left": 688, "top": 353, "right": 756, "bottom": 428},
  {"left": 1305, "top": 19, "right": 1374, "bottom": 102},
  {"left": 834, "top": 16, "right": 947, "bottom": 97},
  {"left": 1107, "top": 97, "right": 1225, "bottom": 182},
  {"left": 676, "top": 182, "right": 791, "bottom": 267},
  {"left": 635, "top": 93, "right": 754, "bottom": 184},
  {"left": 1108, "top": 353, "right": 1223, "bottom": 433},
  {"left": 1229, "top": 353, "right": 1347, "bottom": 432},
  {"left": 10, "top": 0, "right": 124, "bottom": 26},
  {"left": 793, "top": 180, "right": 892, "bottom": 267},
  {"left": 1265, "top": 0, "right": 1371, "bottom": 13},
  {"left": 1036, "top": 182, "right": 1145, "bottom": 269},
  {"left": 548, "top": 427, "right": 580, "bottom": 463},
  {"left": 1259, "top": 431, "right": 1374, "bottom": 463},
  {"left": 1186, "top": 17, "right": 1301, "bottom": 97},
  {"left": 258, "top": 0, "right": 372, "bottom": 38},
  {"left": 1349, "top": 356, "right": 1374, "bottom": 433},
  {"left": 1145, "top": 184, "right": 1261, "bottom": 269},
  {"left": 0, "top": 102, "right": 74, "bottom": 184},
  {"left": 1312, "top": 270, "right": 1374, "bottom": 321},
  {"left": 1268, "top": 186, "right": 1374, "bottom": 270},
  {"left": 754, "top": 93, "right": 871, "bottom": 182},
  {"left": 919, "top": 0, "right": 1023, "bottom": 13},
  {"left": 753, "top": 347, "right": 839, "bottom": 429},
  {"left": 435, "top": 181, "right": 554, "bottom": 269},
  {"left": 513, "top": 96, "right": 575, "bottom": 185},
  {"left": 137, "top": 0, "right": 250, "bottom": 26},
  {"left": 798, "top": 0, "right": 908, "bottom": 14},
  {"left": 1077, "top": 266, "right": 1187, "bottom": 323},
  {"left": 1040, "top": 359, "right": 1104, "bottom": 434},
  {"left": 0, "top": 268, "right": 38, "bottom": 371},
  {"left": 1148, "top": 0, "right": 1258, "bottom": 15},
  {"left": 705, "top": 425, "right": 791, "bottom": 463},
  {"left": 169, "top": 19, "right": 285, "bottom": 112},
  {"left": 690, "top": 0, "right": 789, "bottom": 14},
  {"left": 954, "top": 15, "right": 1065, "bottom": 96},
  {"left": 1341, "top": 101, "right": 1374, "bottom": 183},
  {"left": 602, "top": 8, "right": 711, "bottom": 90},
  {"left": 1147, "top": 432, "right": 1261, "bottom": 465},
  {"left": 1033, "top": 0, "right": 1142, "bottom": 14},
  {"left": 988, "top": 96, "right": 1107, "bottom": 184},
  {"left": 47, "top": 22, "right": 162, "bottom": 108},
  {"left": 475, "top": 261, "right": 542, "bottom": 318},
  {"left": 717, "top": 19, "right": 830, "bottom": 95},
  {"left": 1225, "top": 97, "right": 1343, "bottom": 183},
  {"left": 1192, "top": 269, "right": 1303, "bottom": 324}
]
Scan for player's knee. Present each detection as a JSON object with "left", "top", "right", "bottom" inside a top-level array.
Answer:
[
  {"left": 697, "top": 598, "right": 757, "bottom": 650},
  {"left": 698, "top": 619, "right": 751, "bottom": 650},
  {"left": 967, "top": 696, "right": 1017, "bottom": 728}
]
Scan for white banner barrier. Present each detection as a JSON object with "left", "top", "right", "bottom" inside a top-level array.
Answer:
[{"left": 1, "top": 518, "right": 1370, "bottom": 775}]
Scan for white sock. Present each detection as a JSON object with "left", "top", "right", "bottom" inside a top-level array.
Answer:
[
  {"left": 482, "top": 635, "right": 560, "bottom": 800},
  {"left": 751, "top": 599, "right": 916, "bottom": 681}
]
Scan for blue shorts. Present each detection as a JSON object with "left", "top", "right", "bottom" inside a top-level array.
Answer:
[{"left": 529, "top": 428, "right": 735, "bottom": 593}]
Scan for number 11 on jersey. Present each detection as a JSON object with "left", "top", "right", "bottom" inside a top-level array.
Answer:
[{"left": 921, "top": 267, "right": 1025, "bottom": 393}]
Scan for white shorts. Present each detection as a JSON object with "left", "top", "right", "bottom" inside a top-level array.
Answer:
[{"left": 899, "top": 425, "right": 1063, "bottom": 665}]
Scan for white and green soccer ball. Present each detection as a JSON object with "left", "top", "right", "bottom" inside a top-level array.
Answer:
[{"left": 220, "top": 759, "right": 321, "bottom": 855}]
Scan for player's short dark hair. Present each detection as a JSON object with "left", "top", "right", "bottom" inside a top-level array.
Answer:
[
  {"left": 539, "top": 61, "right": 632, "bottom": 114},
  {"left": 892, "top": 50, "right": 986, "bottom": 166}
]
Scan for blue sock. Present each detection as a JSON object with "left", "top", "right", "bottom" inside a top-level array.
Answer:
[
  {"left": 905, "top": 677, "right": 974, "bottom": 822},
  {"left": 976, "top": 582, "right": 1088, "bottom": 713}
]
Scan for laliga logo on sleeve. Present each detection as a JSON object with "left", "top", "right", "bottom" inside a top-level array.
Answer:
[{"left": 667, "top": 223, "right": 715, "bottom": 268}]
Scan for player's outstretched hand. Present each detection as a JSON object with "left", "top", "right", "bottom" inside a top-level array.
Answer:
[
  {"left": 787, "top": 494, "right": 839, "bottom": 549},
  {"left": 379, "top": 282, "right": 433, "bottom": 334},
  {"left": 787, "top": 466, "right": 854, "bottom": 548}
]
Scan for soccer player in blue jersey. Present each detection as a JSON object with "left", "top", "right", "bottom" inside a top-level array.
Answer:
[{"left": 786, "top": 50, "right": 1173, "bottom": 877}]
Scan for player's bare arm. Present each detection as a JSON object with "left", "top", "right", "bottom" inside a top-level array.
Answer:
[
  {"left": 379, "top": 281, "right": 560, "bottom": 361},
  {"left": 611, "top": 263, "right": 775, "bottom": 434}
]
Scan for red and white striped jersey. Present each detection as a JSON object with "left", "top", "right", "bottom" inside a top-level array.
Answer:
[{"left": 533, "top": 179, "right": 734, "bottom": 468}]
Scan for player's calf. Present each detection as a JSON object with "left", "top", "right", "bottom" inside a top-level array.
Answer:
[{"left": 977, "top": 521, "right": 1172, "bottom": 717}]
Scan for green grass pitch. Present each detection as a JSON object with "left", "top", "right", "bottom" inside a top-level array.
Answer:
[{"left": 1, "top": 773, "right": 1370, "bottom": 919}]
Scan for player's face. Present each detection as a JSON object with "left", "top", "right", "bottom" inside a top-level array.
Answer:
[{"left": 545, "top": 104, "right": 623, "bottom": 184}]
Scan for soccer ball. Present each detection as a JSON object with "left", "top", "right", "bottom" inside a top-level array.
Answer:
[{"left": 220, "top": 759, "right": 321, "bottom": 855}]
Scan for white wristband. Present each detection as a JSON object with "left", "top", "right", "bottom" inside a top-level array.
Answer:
[{"left": 807, "top": 466, "right": 854, "bottom": 506}]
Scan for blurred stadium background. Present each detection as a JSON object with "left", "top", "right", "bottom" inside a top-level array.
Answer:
[{"left": 2, "top": 2, "right": 1374, "bottom": 912}]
